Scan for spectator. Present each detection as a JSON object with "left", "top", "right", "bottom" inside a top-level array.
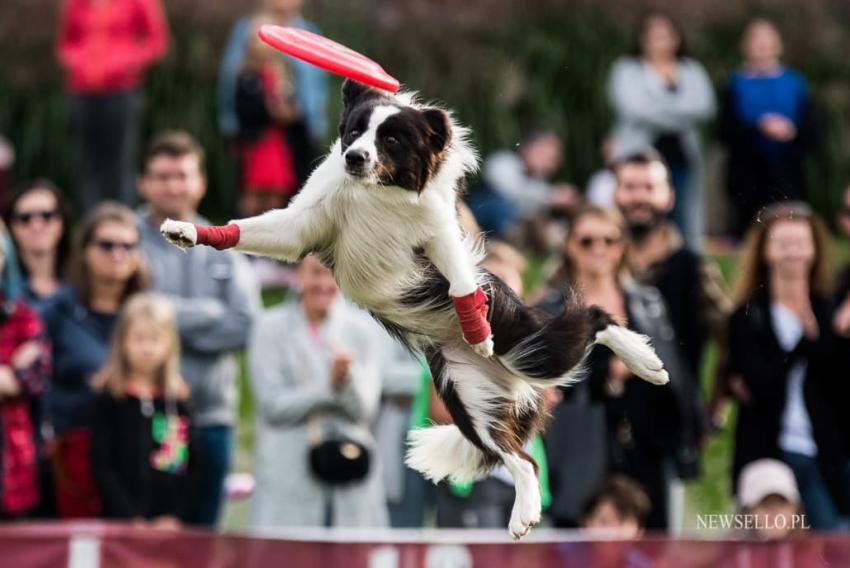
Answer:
[
  {"left": 737, "top": 459, "right": 805, "bottom": 541},
  {"left": 537, "top": 204, "right": 695, "bottom": 530},
  {"left": 719, "top": 19, "right": 820, "bottom": 238},
  {"left": 5, "top": 180, "right": 72, "bottom": 311},
  {"left": 56, "top": 0, "right": 168, "bottom": 213},
  {"left": 0, "top": 225, "right": 51, "bottom": 519},
  {"left": 581, "top": 475, "right": 650, "bottom": 539},
  {"left": 42, "top": 202, "right": 150, "bottom": 517},
  {"left": 468, "top": 128, "right": 579, "bottom": 250},
  {"left": 727, "top": 202, "right": 847, "bottom": 530},
  {"left": 613, "top": 150, "right": 730, "bottom": 416},
  {"left": 90, "top": 293, "right": 196, "bottom": 526},
  {"left": 247, "top": 254, "right": 387, "bottom": 528},
  {"left": 137, "top": 131, "right": 260, "bottom": 526},
  {"left": 234, "top": 15, "right": 299, "bottom": 217},
  {"left": 607, "top": 11, "right": 715, "bottom": 249},
  {"left": 219, "top": 0, "right": 328, "bottom": 185}
]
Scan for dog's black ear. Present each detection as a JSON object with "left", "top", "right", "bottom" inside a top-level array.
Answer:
[
  {"left": 421, "top": 108, "right": 452, "bottom": 153},
  {"left": 341, "top": 79, "right": 382, "bottom": 109}
]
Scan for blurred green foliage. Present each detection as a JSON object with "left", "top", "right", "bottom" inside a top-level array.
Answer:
[{"left": 1, "top": 0, "right": 849, "bottom": 222}]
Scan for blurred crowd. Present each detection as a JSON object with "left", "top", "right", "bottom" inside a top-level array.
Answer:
[{"left": 0, "top": 0, "right": 848, "bottom": 543}]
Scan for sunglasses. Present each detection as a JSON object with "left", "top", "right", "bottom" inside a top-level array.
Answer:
[
  {"left": 839, "top": 205, "right": 850, "bottom": 218},
  {"left": 577, "top": 235, "right": 622, "bottom": 249},
  {"left": 11, "top": 209, "right": 59, "bottom": 225},
  {"left": 91, "top": 240, "right": 139, "bottom": 254}
]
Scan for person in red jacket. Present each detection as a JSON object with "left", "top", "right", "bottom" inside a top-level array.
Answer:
[{"left": 56, "top": 0, "right": 168, "bottom": 214}]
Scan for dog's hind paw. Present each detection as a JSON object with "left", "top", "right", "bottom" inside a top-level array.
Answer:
[
  {"left": 160, "top": 219, "right": 197, "bottom": 249},
  {"left": 470, "top": 335, "right": 494, "bottom": 358}
]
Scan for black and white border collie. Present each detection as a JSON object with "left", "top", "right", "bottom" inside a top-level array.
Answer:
[{"left": 161, "top": 79, "right": 669, "bottom": 540}]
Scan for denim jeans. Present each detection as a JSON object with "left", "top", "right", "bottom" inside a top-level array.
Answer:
[
  {"left": 191, "top": 425, "right": 233, "bottom": 527},
  {"left": 781, "top": 450, "right": 840, "bottom": 530}
]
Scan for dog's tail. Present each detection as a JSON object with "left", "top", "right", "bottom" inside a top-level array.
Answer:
[
  {"left": 405, "top": 425, "right": 491, "bottom": 483},
  {"left": 500, "top": 288, "right": 668, "bottom": 387}
]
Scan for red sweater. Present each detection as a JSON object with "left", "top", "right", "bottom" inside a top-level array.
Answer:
[{"left": 57, "top": 0, "right": 168, "bottom": 94}]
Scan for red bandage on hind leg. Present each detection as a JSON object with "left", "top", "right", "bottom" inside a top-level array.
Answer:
[
  {"left": 195, "top": 224, "right": 241, "bottom": 250},
  {"left": 452, "top": 287, "right": 491, "bottom": 345}
]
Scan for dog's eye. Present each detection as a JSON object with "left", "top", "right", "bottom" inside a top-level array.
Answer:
[
  {"left": 384, "top": 136, "right": 399, "bottom": 145},
  {"left": 347, "top": 129, "right": 360, "bottom": 140}
]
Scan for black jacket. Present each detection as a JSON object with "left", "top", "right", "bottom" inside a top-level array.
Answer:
[
  {"left": 91, "top": 391, "right": 198, "bottom": 521},
  {"left": 728, "top": 292, "right": 848, "bottom": 511}
]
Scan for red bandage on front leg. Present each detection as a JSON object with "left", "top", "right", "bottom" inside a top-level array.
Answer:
[
  {"left": 195, "top": 224, "right": 241, "bottom": 250},
  {"left": 451, "top": 287, "right": 491, "bottom": 345}
]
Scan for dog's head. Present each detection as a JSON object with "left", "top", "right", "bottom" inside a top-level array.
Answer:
[{"left": 338, "top": 79, "right": 452, "bottom": 193}]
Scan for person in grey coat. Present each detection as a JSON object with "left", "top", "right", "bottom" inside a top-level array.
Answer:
[
  {"left": 607, "top": 12, "right": 715, "bottom": 249},
  {"left": 247, "top": 254, "right": 388, "bottom": 529},
  {"left": 137, "top": 131, "right": 261, "bottom": 526}
]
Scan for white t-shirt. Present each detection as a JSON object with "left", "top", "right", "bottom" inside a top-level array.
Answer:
[{"left": 771, "top": 303, "right": 818, "bottom": 457}]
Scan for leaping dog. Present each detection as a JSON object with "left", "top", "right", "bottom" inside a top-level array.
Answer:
[{"left": 161, "top": 79, "right": 669, "bottom": 540}]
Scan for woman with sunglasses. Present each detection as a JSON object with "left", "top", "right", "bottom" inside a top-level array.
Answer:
[
  {"left": 727, "top": 202, "right": 848, "bottom": 530},
  {"left": 5, "top": 180, "right": 72, "bottom": 312},
  {"left": 41, "top": 202, "right": 150, "bottom": 518},
  {"left": 537, "top": 204, "right": 697, "bottom": 530}
]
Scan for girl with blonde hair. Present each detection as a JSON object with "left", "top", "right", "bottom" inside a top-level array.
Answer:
[{"left": 91, "top": 293, "right": 195, "bottom": 527}]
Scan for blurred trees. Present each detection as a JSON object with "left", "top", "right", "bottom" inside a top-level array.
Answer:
[{"left": 1, "top": 0, "right": 848, "bottom": 220}]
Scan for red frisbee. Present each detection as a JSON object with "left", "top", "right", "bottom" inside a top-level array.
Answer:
[{"left": 258, "top": 25, "right": 400, "bottom": 93}]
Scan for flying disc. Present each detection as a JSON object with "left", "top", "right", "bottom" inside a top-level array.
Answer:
[{"left": 258, "top": 25, "right": 400, "bottom": 93}]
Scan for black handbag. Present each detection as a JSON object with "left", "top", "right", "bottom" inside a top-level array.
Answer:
[{"left": 307, "top": 416, "right": 371, "bottom": 485}]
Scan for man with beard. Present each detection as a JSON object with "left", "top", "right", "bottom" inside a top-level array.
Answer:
[{"left": 613, "top": 150, "right": 731, "bottom": 475}]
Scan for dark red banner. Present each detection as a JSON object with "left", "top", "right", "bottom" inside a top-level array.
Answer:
[{"left": 1, "top": 522, "right": 849, "bottom": 567}]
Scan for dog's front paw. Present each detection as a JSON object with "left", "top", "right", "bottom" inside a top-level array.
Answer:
[
  {"left": 470, "top": 335, "right": 494, "bottom": 358},
  {"left": 160, "top": 219, "right": 197, "bottom": 249}
]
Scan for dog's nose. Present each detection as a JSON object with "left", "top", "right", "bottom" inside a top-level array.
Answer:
[{"left": 345, "top": 149, "right": 368, "bottom": 168}]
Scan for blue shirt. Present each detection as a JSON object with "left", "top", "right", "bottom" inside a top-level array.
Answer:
[
  {"left": 218, "top": 15, "right": 329, "bottom": 142},
  {"left": 728, "top": 67, "right": 808, "bottom": 158}
]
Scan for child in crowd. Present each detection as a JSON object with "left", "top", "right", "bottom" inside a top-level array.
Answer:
[
  {"left": 235, "top": 15, "right": 299, "bottom": 218},
  {"left": 91, "top": 293, "right": 196, "bottom": 527},
  {"left": 581, "top": 475, "right": 650, "bottom": 539}
]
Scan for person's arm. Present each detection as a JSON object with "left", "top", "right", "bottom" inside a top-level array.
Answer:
[
  {"left": 608, "top": 58, "right": 713, "bottom": 131},
  {"left": 90, "top": 394, "right": 138, "bottom": 518},
  {"left": 176, "top": 253, "right": 260, "bottom": 354},
  {"left": 727, "top": 309, "right": 784, "bottom": 407},
  {"left": 56, "top": 0, "right": 86, "bottom": 74},
  {"left": 672, "top": 61, "right": 716, "bottom": 123},
  {"left": 333, "top": 329, "right": 383, "bottom": 423},
  {"left": 248, "top": 312, "right": 336, "bottom": 425},
  {"left": 111, "top": 0, "right": 168, "bottom": 71},
  {"left": 483, "top": 153, "right": 550, "bottom": 217},
  {"left": 218, "top": 18, "right": 250, "bottom": 137},
  {"left": 698, "top": 257, "right": 733, "bottom": 341}
]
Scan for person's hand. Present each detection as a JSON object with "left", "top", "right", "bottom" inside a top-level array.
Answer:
[
  {"left": 549, "top": 183, "right": 580, "bottom": 213},
  {"left": 605, "top": 358, "right": 632, "bottom": 395},
  {"left": 330, "top": 348, "right": 353, "bottom": 391},
  {"left": 758, "top": 113, "right": 797, "bottom": 142},
  {"left": 11, "top": 341, "right": 40, "bottom": 370},
  {"left": 0, "top": 366, "right": 20, "bottom": 397},
  {"left": 728, "top": 374, "right": 751, "bottom": 406},
  {"left": 151, "top": 516, "right": 181, "bottom": 530},
  {"left": 788, "top": 297, "right": 819, "bottom": 340},
  {"left": 833, "top": 297, "right": 850, "bottom": 337}
]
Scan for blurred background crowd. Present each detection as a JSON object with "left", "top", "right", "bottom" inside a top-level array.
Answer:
[{"left": 0, "top": 0, "right": 850, "bottom": 543}]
